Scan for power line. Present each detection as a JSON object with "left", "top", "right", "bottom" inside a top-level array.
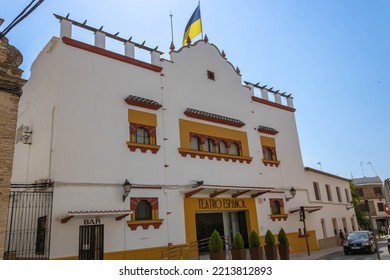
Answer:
[{"left": 0, "top": 0, "right": 45, "bottom": 39}]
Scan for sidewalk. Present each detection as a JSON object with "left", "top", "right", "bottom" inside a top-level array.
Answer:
[
  {"left": 290, "top": 238, "right": 390, "bottom": 260},
  {"left": 290, "top": 246, "right": 342, "bottom": 260}
]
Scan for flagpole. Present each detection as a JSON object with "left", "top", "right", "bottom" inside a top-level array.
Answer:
[
  {"left": 198, "top": 0, "right": 203, "bottom": 39},
  {"left": 169, "top": 11, "right": 174, "bottom": 44}
]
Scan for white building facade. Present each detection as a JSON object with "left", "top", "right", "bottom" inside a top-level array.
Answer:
[{"left": 8, "top": 15, "right": 355, "bottom": 260}]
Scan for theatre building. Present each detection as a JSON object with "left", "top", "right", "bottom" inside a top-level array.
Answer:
[{"left": 7, "top": 15, "right": 355, "bottom": 260}]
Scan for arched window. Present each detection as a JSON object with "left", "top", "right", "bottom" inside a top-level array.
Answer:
[
  {"left": 219, "top": 141, "right": 228, "bottom": 154},
  {"left": 135, "top": 127, "right": 150, "bottom": 144},
  {"left": 190, "top": 136, "right": 201, "bottom": 151},
  {"left": 135, "top": 200, "right": 152, "bottom": 220},
  {"left": 271, "top": 200, "right": 281, "bottom": 215},
  {"left": 204, "top": 138, "right": 215, "bottom": 153},
  {"left": 229, "top": 142, "right": 240, "bottom": 156}
]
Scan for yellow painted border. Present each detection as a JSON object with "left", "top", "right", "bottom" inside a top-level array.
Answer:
[
  {"left": 183, "top": 197, "right": 259, "bottom": 244},
  {"left": 179, "top": 119, "right": 250, "bottom": 157}
]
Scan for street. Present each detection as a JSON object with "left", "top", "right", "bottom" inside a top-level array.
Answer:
[{"left": 318, "top": 238, "right": 389, "bottom": 260}]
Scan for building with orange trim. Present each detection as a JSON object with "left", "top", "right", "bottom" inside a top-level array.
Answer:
[{"left": 7, "top": 14, "right": 355, "bottom": 260}]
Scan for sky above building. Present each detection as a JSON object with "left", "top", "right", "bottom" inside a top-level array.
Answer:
[{"left": 2, "top": 0, "right": 389, "bottom": 181}]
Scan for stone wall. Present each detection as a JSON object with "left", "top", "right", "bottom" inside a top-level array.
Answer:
[{"left": 0, "top": 34, "right": 26, "bottom": 259}]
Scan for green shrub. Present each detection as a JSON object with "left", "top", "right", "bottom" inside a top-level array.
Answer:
[
  {"left": 232, "top": 232, "right": 244, "bottom": 249},
  {"left": 265, "top": 230, "right": 275, "bottom": 245},
  {"left": 249, "top": 230, "right": 261, "bottom": 247},
  {"left": 209, "top": 230, "right": 224, "bottom": 252},
  {"left": 277, "top": 228, "right": 288, "bottom": 244}
]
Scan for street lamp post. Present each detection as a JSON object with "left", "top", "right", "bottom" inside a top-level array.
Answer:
[{"left": 299, "top": 206, "right": 310, "bottom": 256}]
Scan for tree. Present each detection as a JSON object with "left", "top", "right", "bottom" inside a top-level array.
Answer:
[{"left": 350, "top": 182, "right": 370, "bottom": 230}]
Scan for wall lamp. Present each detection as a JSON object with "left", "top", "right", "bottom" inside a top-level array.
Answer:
[
  {"left": 122, "top": 179, "right": 132, "bottom": 202},
  {"left": 286, "top": 187, "right": 297, "bottom": 201}
]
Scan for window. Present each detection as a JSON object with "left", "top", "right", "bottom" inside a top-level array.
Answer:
[
  {"left": 190, "top": 136, "right": 201, "bottom": 151},
  {"left": 264, "top": 148, "right": 274, "bottom": 160},
  {"left": 207, "top": 70, "right": 215, "bottom": 81},
  {"left": 135, "top": 200, "right": 152, "bottom": 220},
  {"left": 135, "top": 127, "right": 150, "bottom": 144},
  {"left": 204, "top": 138, "right": 216, "bottom": 153},
  {"left": 378, "top": 202, "right": 384, "bottom": 212},
  {"left": 321, "top": 219, "right": 327, "bottom": 238},
  {"left": 269, "top": 198, "right": 288, "bottom": 221},
  {"left": 313, "top": 182, "right": 321, "bottom": 201},
  {"left": 128, "top": 197, "right": 163, "bottom": 230},
  {"left": 260, "top": 136, "right": 279, "bottom": 167},
  {"left": 127, "top": 109, "right": 160, "bottom": 154},
  {"left": 374, "top": 187, "right": 382, "bottom": 196},
  {"left": 219, "top": 141, "right": 228, "bottom": 154},
  {"left": 356, "top": 188, "right": 364, "bottom": 197},
  {"left": 271, "top": 200, "right": 281, "bottom": 214},
  {"left": 229, "top": 142, "right": 240, "bottom": 156},
  {"left": 345, "top": 189, "right": 350, "bottom": 203},
  {"left": 336, "top": 187, "right": 342, "bottom": 202},
  {"left": 35, "top": 216, "right": 47, "bottom": 255},
  {"left": 326, "top": 184, "right": 332, "bottom": 201}
]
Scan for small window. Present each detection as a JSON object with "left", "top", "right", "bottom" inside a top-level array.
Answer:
[
  {"left": 190, "top": 136, "right": 201, "bottom": 151},
  {"left": 135, "top": 200, "right": 152, "bottom": 220},
  {"left": 264, "top": 148, "right": 274, "bottom": 160},
  {"left": 345, "top": 189, "right": 350, "bottom": 203},
  {"left": 207, "top": 70, "right": 215, "bottom": 81},
  {"left": 326, "top": 184, "right": 332, "bottom": 201},
  {"left": 313, "top": 182, "right": 321, "bottom": 200},
  {"left": 229, "top": 142, "right": 240, "bottom": 156},
  {"left": 271, "top": 200, "right": 281, "bottom": 215},
  {"left": 135, "top": 128, "right": 150, "bottom": 144},
  {"left": 374, "top": 187, "right": 382, "bottom": 196},
  {"left": 204, "top": 138, "right": 215, "bottom": 153},
  {"left": 378, "top": 202, "right": 384, "bottom": 212},
  {"left": 336, "top": 187, "right": 342, "bottom": 202},
  {"left": 219, "top": 141, "right": 228, "bottom": 154}
]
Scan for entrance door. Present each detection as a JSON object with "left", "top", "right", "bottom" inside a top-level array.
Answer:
[
  {"left": 237, "top": 211, "right": 249, "bottom": 248},
  {"left": 195, "top": 213, "right": 224, "bottom": 252},
  {"left": 78, "top": 225, "right": 104, "bottom": 260}
]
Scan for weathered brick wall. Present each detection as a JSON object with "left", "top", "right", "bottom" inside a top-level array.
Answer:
[
  {"left": 0, "top": 34, "right": 26, "bottom": 259},
  {"left": 0, "top": 91, "right": 19, "bottom": 258}
]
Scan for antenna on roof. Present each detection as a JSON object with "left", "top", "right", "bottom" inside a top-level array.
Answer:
[
  {"left": 367, "top": 162, "right": 378, "bottom": 177},
  {"left": 316, "top": 162, "right": 322, "bottom": 171},
  {"left": 360, "top": 162, "right": 366, "bottom": 177}
]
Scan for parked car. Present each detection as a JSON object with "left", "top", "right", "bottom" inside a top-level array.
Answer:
[{"left": 343, "top": 230, "right": 376, "bottom": 255}]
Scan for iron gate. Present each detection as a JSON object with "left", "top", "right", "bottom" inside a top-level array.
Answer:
[
  {"left": 3, "top": 190, "right": 53, "bottom": 260},
  {"left": 79, "top": 225, "right": 104, "bottom": 260}
]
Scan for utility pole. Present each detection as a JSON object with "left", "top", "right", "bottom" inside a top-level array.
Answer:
[{"left": 300, "top": 206, "right": 310, "bottom": 256}]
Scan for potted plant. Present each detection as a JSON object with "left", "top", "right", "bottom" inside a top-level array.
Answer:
[
  {"left": 231, "top": 232, "right": 246, "bottom": 260},
  {"left": 249, "top": 230, "right": 263, "bottom": 260},
  {"left": 264, "top": 230, "right": 277, "bottom": 260},
  {"left": 208, "top": 230, "right": 225, "bottom": 260},
  {"left": 277, "top": 228, "right": 289, "bottom": 260}
]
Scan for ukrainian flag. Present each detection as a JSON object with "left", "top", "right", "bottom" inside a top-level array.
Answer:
[{"left": 182, "top": 4, "right": 202, "bottom": 45}]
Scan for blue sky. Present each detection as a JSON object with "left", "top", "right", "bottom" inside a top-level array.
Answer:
[{"left": 2, "top": 0, "right": 389, "bottom": 181}]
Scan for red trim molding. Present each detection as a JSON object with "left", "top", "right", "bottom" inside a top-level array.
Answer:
[
  {"left": 270, "top": 214, "right": 288, "bottom": 221},
  {"left": 127, "top": 219, "right": 163, "bottom": 230},
  {"left": 178, "top": 148, "right": 252, "bottom": 164},
  {"left": 258, "top": 126, "right": 279, "bottom": 135},
  {"left": 62, "top": 37, "right": 163, "bottom": 73},
  {"left": 252, "top": 96, "right": 296, "bottom": 112},
  {"left": 127, "top": 142, "right": 160, "bottom": 154},
  {"left": 184, "top": 108, "right": 245, "bottom": 128},
  {"left": 125, "top": 95, "right": 162, "bottom": 110},
  {"left": 262, "top": 159, "right": 280, "bottom": 167}
]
